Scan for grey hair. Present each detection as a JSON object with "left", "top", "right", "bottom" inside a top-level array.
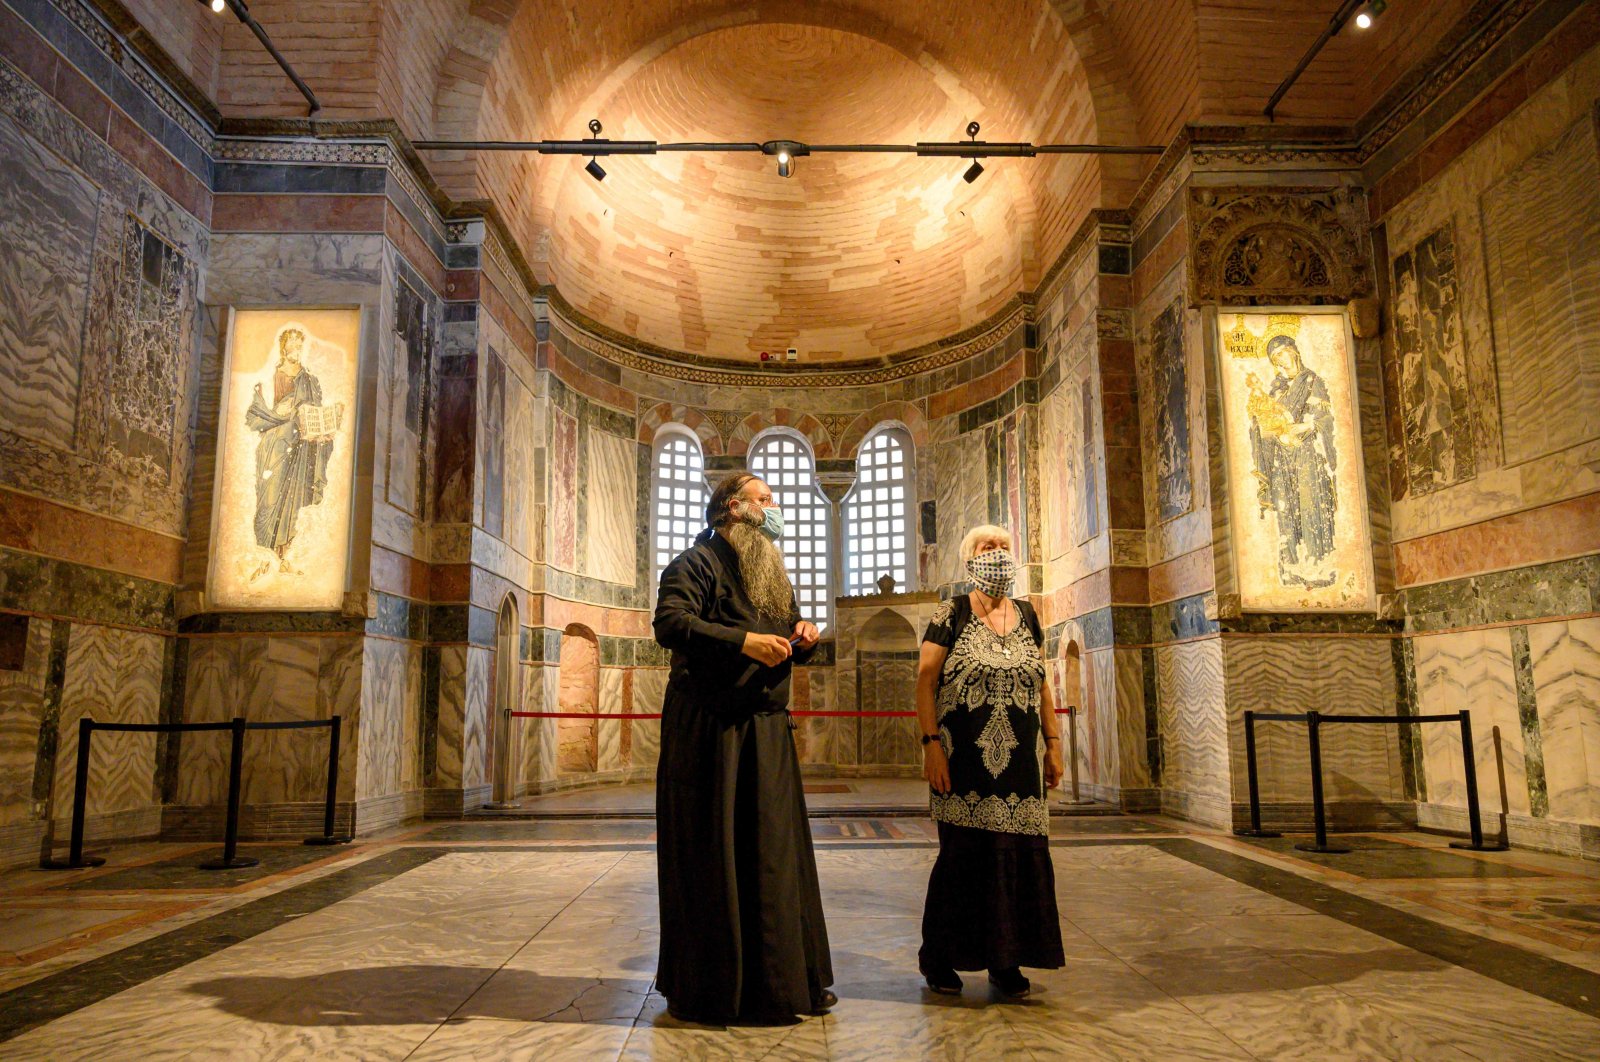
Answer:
[{"left": 959, "top": 524, "right": 1013, "bottom": 565}]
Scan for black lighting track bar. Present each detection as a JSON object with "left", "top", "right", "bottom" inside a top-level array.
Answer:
[
  {"left": 1263, "top": 0, "right": 1366, "bottom": 120},
  {"left": 411, "top": 139, "right": 1164, "bottom": 157}
]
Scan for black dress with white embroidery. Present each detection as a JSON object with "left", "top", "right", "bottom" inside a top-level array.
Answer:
[
  {"left": 919, "top": 594, "right": 1064, "bottom": 974},
  {"left": 925, "top": 595, "right": 1050, "bottom": 835}
]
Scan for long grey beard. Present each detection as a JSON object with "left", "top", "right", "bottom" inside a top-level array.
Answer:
[{"left": 722, "top": 521, "right": 794, "bottom": 621}]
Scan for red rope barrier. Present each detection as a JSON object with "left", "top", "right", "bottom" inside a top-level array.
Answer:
[{"left": 509, "top": 708, "right": 1077, "bottom": 719}]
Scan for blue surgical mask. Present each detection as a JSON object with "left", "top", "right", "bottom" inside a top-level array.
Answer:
[{"left": 760, "top": 505, "right": 785, "bottom": 541}]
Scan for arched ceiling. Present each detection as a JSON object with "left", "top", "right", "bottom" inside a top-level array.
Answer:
[{"left": 431, "top": 0, "right": 1131, "bottom": 363}]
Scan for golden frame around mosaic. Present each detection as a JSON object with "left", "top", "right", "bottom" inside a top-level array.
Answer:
[
  {"left": 207, "top": 307, "right": 362, "bottom": 610},
  {"left": 1214, "top": 307, "right": 1375, "bottom": 612}
]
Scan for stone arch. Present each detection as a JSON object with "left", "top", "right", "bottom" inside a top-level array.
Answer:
[
  {"left": 729, "top": 410, "right": 832, "bottom": 459},
  {"left": 838, "top": 401, "right": 930, "bottom": 458},
  {"left": 638, "top": 402, "right": 724, "bottom": 455},
  {"left": 556, "top": 623, "right": 600, "bottom": 774}
]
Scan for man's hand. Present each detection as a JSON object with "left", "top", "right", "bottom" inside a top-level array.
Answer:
[
  {"left": 791, "top": 621, "right": 820, "bottom": 650},
  {"left": 741, "top": 632, "right": 793, "bottom": 667},
  {"left": 923, "top": 741, "right": 952, "bottom": 794},
  {"left": 1044, "top": 744, "right": 1065, "bottom": 789}
]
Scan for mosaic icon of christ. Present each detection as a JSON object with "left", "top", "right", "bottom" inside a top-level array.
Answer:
[{"left": 246, "top": 326, "right": 344, "bottom": 580}]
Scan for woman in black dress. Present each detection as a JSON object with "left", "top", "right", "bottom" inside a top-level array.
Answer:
[{"left": 915, "top": 524, "right": 1066, "bottom": 997}]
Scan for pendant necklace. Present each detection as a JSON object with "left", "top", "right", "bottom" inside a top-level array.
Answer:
[{"left": 978, "top": 596, "right": 1013, "bottom": 658}]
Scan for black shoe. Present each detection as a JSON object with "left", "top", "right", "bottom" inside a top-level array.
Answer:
[
  {"left": 988, "top": 967, "right": 1031, "bottom": 998},
  {"left": 810, "top": 989, "right": 838, "bottom": 1014},
  {"left": 921, "top": 964, "right": 963, "bottom": 995}
]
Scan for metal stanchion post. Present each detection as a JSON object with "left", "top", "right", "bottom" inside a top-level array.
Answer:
[
  {"left": 41, "top": 718, "right": 107, "bottom": 869},
  {"left": 1450, "top": 710, "right": 1505, "bottom": 851},
  {"left": 1236, "top": 710, "right": 1280, "bottom": 838},
  {"left": 305, "top": 715, "right": 351, "bottom": 845},
  {"left": 1295, "top": 710, "right": 1348, "bottom": 854},
  {"left": 1492, "top": 725, "right": 1511, "bottom": 849},
  {"left": 200, "top": 718, "right": 259, "bottom": 870}
]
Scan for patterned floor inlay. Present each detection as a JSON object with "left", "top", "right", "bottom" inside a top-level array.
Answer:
[
  {"left": 2, "top": 819, "right": 1598, "bottom": 1060},
  {"left": 1234, "top": 834, "right": 1547, "bottom": 879}
]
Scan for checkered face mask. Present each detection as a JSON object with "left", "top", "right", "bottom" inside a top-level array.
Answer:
[{"left": 966, "top": 548, "right": 1015, "bottom": 598}]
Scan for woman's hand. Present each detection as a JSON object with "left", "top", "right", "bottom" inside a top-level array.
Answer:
[
  {"left": 741, "top": 632, "right": 793, "bottom": 667},
  {"left": 923, "top": 740, "right": 952, "bottom": 794},
  {"left": 1044, "top": 742, "right": 1065, "bottom": 789},
  {"left": 791, "top": 621, "right": 820, "bottom": 650}
]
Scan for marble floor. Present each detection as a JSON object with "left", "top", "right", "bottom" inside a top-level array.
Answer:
[{"left": 2, "top": 808, "right": 1598, "bottom": 1060}]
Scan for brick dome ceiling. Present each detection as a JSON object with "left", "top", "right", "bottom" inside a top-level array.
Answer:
[{"left": 448, "top": 1, "right": 1119, "bottom": 365}]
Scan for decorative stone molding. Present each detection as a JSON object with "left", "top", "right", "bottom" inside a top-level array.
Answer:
[{"left": 1188, "top": 187, "right": 1372, "bottom": 306}]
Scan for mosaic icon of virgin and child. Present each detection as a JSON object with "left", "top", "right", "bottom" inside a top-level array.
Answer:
[
  {"left": 1240, "top": 323, "right": 1339, "bottom": 591},
  {"left": 246, "top": 326, "right": 344, "bottom": 582}
]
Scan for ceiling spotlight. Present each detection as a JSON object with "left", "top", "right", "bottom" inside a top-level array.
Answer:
[
  {"left": 211, "top": 0, "right": 225, "bottom": 10},
  {"left": 962, "top": 160, "right": 984, "bottom": 183},
  {"left": 1354, "top": 0, "right": 1385, "bottom": 29},
  {"left": 762, "top": 140, "right": 808, "bottom": 179},
  {"left": 1354, "top": 11, "right": 1371, "bottom": 28},
  {"left": 777, "top": 149, "right": 794, "bottom": 178},
  {"left": 584, "top": 118, "right": 606, "bottom": 181}
]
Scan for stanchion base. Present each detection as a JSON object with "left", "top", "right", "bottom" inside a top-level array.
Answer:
[
  {"left": 1233, "top": 829, "right": 1282, "bottom": 838},
  {"left": 40, "top": 854, "right": 107, "bottom": 870},
  {"left": 1293, "top": 842, "right": 1351, "bottom": 854},
  {"left": 1449, "top": 840, "right": 1510, "bottom": 852},
  {"left": 198, "top": 855, "right": 261, "bottom": 870},
  {"left": 303, "top": 835, "right": 353, "bottom": 846}
]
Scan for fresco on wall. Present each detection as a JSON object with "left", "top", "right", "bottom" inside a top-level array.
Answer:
[
  {"left": 1218, "top": 311, "right": 1373, "bottom": 610},
  {"left": 386, "top": 277, "right": 431, "bottom": 514},
  {"left": 210, "top": 309, "right": 359, "bottom": 610},
  {"left": 432, "top": 354, "right": 475, "bottom": 524},
  {"left": 1392, "top": 224, "right": 1473, "bottom": 495},
  {"left": 482, "top": 348, "right": 506, "bottom": 538},
  {"left": 1147, "top": 298, "right": 1193, "bottom": 521}
]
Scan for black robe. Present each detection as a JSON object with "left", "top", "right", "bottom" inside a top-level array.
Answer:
[{"left": 652, "top": 530, "right": 833, "bottom": 1022}]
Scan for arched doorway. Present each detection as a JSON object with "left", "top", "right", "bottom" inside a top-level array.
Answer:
[
  {"left": 557, "top": 624, "right": 599, "bottom": 774},
  {"left": 488, "top": 595, "right": 520, "bottom": 807}
]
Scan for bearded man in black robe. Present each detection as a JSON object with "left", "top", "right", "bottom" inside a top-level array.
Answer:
[{"left": 652, "top": 472, "right": 834, "bottom": 1024}]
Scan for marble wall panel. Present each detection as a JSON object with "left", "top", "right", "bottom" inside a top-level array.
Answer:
[
  {"left": 1528, "top": 618, "right": 1600, "bottom": 824},
  {"left": 1155, "top": 639, "right": 1228, "bottom": 810},
  {"left": 482, "top": 349, "right": 506, "bottom": 538},
  {"left": 551, "top": 409, "right": 578, "bottom": 570},
  {"left": 629, "top": 668, "right": 665, "bottom": 770},
  {"left": 433, "top": 645, "right": 466, "bottom": 789},
  {"left": 931, "top": 431, "right": 987, "bottom": 586},
  {"left": 383, "top": 274, "right": 432, "bottom": 516},
  {"left": 53, "top": 626, "right": 163, "bottom": 823},
  {"left": 1414, "top": 628, "right": 1527, "bottom": 814},
  {"left": 503, "top": 369, "right": 536, "bottom": 558},
  {"left": 1482, "top": 116, "right": 1600, "bottom": 467},
  {"left": 1109, "top": 647, "right": 1144, "bottom": 791},
  {"left": 357, "top": 637, "right": 408, "bottom": 801},
  {"left": 463, "top": 646, "right": 491, "bottom": 790},
  {"left": 0, "top": 618, "right": 51, "bottom": 827},
  {"left": 585, "top": 429, "right": 640, "bottom": 586},
  {"left": 241, "top": 636, "right": 322, "bottom": 805},
  {"left": 1225, "top": 637, "right": 1403, "bottom": 805},
  {"left": 0, "top": 112, "right": 98, "bottom": 452},
  {"left": 597, "top": 667, "right": 625, "bottom": 772}
]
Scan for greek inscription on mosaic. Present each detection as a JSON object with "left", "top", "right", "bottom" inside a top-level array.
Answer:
[
  {"left": 1217, "top": 311, "right": 1373, "bottom": 610},
  {"left": 1148, "top": 298, "right": 1193, "bottom": 521},
  {"left": 1391, "top": 223, "right": 1474, "bottom": 495},
  {"left": 210, "top": 309, "right": 360, "bottom": 610}
]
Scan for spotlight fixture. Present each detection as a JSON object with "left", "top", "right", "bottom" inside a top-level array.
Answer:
[
  {"left": 585, "top": 118, "right": 607, "bottom": 181},
  {"left": 960, "top": 121, "right": 984, "bottom": 183},
  {"left": 211, "top": 0, "right": 225, "bottom": 11},
  {"left": 762, "top": 140, "right": 809, "bottom": 178}
]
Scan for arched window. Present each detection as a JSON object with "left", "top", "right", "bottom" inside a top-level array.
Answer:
[
  {"left": 844, "top": 426, "right": 914, "bottom": 596},
  {"left": 651, "top": 430, "right": 709, "bottom": 591},
  {"left": 749, "top": 432, "right": 832, "bottom": 631}
]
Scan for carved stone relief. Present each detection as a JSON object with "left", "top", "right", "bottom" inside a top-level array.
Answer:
[{"left": 1189, "top": 188, "right": 1372, "bottom": 306}]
